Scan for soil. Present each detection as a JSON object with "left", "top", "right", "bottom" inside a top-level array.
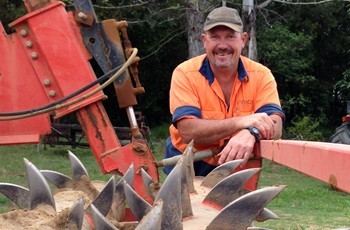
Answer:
[{"left": 0, "top": 178, "right": 103, "bottom": 230}]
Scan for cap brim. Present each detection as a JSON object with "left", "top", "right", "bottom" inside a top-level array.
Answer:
[{"left": 203, "top": 22, "right": 242, "bottom": 32}]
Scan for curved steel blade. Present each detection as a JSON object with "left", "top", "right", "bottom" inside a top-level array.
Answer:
[
  {"left": 24, "top": 158, "right": 56, "bottom": 211},
  {"left": 135, "top": 199, "right": 163, "bottom": 230},
  {"left": 203, "top": 168, "right": 261, "bottom": 208},
  {"left": 68, "top": 197, "right": 84, "bottom": 229},
  {"left": 201, "top": 159, "right": 244, "bottom": 188},
  {"left": 180, "top": 141, "right": 196, "bottom": 218},
  {"left": 155, "top": 156, "right": 182, "bottom": 230},
  {"left": 40, "top": 170, "right": 73, "bottom": 188},
  {"left": 68, "top": 150, "right": 89, "bottom": 181},
  {"left": 86, "top": 176, "right": 115, "bottom": 217},
  {"left": 141, "top": 167, "right": 160, "bottom": 200},
  {"left": 0, "top": 183, "right": 29, "bottom": 209},
  {"left": 255, "top": 208, "right": 279, "bottom": 222},
  {"left": 123, "top": 180, "right": 152, "bottom": 221},
  {"left": 203, "top": 168, "right": 260, "bottom": 209},
  {"left": 207, "top": 185, "right": 286, "bottom": 230},
  {"left": 91, "top": 204, "right": 118, "bottom": 230}
]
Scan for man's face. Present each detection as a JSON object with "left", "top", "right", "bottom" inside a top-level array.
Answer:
[{"left": 202, "top": 26, "right": 247, "bottom": 70}]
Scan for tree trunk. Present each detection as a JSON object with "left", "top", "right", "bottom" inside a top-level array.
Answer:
[
  {"left": 186, "top": 1, "right": 206, "bottom": 58},
  {"left": 242, "top": 0, "right": 258, "bottom": 61}
]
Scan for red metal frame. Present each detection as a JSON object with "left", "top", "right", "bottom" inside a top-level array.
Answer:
[
  {"left": 0, "top": 0, "right": 158, "bottom": 213},
  {"left": 257, "top": 140, "right": 350, "bottom": 194}
]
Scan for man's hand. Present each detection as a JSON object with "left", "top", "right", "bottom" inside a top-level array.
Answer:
[
  {"left": 242, "top": 113, "right": 275, "bottom": 140},
  {"left": 218, "top": 129, "right": 255, "bottom": 167}
]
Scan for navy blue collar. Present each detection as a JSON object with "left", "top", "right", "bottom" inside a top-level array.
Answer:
[{"left": 199, "top": 57, "right": 248, "bottom": 85}]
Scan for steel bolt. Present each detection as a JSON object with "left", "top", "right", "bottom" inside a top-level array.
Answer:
[
  {"left": 25, "top": 41, "right": 33, "bottom": 48},
  {"left": 31, "top": 52, "right": 38, "bottom": 59},
  {"left": 43, "top": 79, "right": 51, "bottom": 86},
  {"left": 48, "top": 90, "right": 56, "bottom": 97},
  {"left": 20, "top": 29, "right": 27, "bottom": 37},
  {"left": 78, "top": 12, "right": 88, "bottom": 20}
]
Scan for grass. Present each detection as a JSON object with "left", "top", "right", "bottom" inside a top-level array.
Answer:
[{"left": 1, "top": 133, "right": 350, "bottom": 229}]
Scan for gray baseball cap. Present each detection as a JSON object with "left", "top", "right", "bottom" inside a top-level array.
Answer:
[{"left": 203, "top": 6, "right": 243, "bottom": 32}]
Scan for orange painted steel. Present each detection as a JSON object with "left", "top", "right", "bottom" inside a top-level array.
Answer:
[
  {"left": 0, "top": 0, "right": 158, "bottom": 213},
  {"left": 256, "top": 140, "right": 350, "bottom": 194}
]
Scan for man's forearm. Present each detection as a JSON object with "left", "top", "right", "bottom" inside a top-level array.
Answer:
[{"left": 177, "top": 117, "right": 244, "bottom": 144}]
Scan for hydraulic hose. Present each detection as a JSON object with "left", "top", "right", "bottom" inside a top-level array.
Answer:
[{"left": 0, "top": 48, "right": 138, "bottom": 121}]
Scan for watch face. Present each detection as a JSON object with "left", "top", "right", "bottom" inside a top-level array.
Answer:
[{"left": 251, "top": 127, "right": 259, "bottom": 135}]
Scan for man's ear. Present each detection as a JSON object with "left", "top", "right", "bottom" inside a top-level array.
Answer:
[
  {"left": 242, "top": 32, "right": 249, "bottom": 47},
  {"left": 201, "top": 33, "right": 207, "bottom": 48}
]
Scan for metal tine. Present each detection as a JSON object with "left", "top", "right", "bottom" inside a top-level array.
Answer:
[
  {"left": 227, "top": 186, "right": 280, "bottom": 222},
  {"left": 155, "top": 155, "right": 182, "bottom": 230},
  {"left": 0, "top": 183, "right": 30, "bottom": 209},
  {"left": 86, "top": 176, "right": 116, "bottom": 217},
  {"left": 180, "top": 141, "right": 196, "bottom": 218},
  {"left": 203, "top": 168, "right": 261, "bottom": 209},
  {"left": 141, "top": 167, "right": 159, "bottom": 201},
  {"left": 183, "top": 140, "right": 196, "bottom": 193},
  {"left": 68, "top": 150, "right": 89, "bottom": 181},
  {"left": 255, "top": 208, "right": 279, "bottom": 222},
  {"left": 111, "top": 163, "right": 135, "bottom": 221},
  {"left": 135, "top": 199, "right": 163, "bottom": 230},
  {"left": 68, "top": 197, "right": 84, "bottom": 230},
  {"left": 40, "top": 170, "right": 73, "bottom": 188},
  {"left": 201, "top": 159, "right": 244, "bottom": 188},
  {"left": 207, "top": 185, "right": 286, "bottom": 230},
  {"left": 24, "top": 158, "right": 56, "bottom": 211},
  {"left": 91, "top": 204, "right": 119, "bottom": 230},
  {"left": 123, "top": 180, "right": 152, "bottom": 221}
]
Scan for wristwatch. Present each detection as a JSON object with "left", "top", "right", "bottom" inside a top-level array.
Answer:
[{"left": 245, "top": 126, "right": 261, "bottom": 142}]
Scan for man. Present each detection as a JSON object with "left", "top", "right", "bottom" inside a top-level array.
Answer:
[{"left": 163, "top": 6, "right": 284, "bottom": 189}]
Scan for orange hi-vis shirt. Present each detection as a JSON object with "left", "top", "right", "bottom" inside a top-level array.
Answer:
[{"left": 168, "top": 54, "right": 284, "bottom": 167}]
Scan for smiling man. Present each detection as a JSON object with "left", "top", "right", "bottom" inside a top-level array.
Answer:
[{"left": 163, "top": 6, "right": 284, "bottom": 190}]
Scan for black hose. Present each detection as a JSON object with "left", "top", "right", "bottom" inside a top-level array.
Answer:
[{"left": 0, "top": 64, "right": 122, "bottom": 116}]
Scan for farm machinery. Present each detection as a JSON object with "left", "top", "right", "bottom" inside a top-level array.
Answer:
[{"left": 0, "top": 0, "right": 350, "bottom": 229}]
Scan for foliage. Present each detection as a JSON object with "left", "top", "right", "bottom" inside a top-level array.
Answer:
[
  {"left": 283, "top": 115, "right": 329, "bottom": 141},
  {"left": 257, "top": 2, "right": 350, "bottom": 135}
]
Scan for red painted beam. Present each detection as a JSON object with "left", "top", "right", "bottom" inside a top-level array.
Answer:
[{"left": 256, "top": 140, "right": 350, "bottom": 194}]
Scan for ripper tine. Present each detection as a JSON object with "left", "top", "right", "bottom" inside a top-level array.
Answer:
[
  {"left": 201, "top": 159, "right": 244, "bottom": 188},
  {"left": 183, "top": 140, "right": 196, "bottom": 193},
  {"left": 255, "top": 208, "right": 280, "bottom": 222},
  {"left": 68, "top": 197, "right": 84, "bottom": 229},
  {"left": 114, "top": 163, "right": 134, "bottom": 205},
  {"left": 203, "top": 168, "right": 261, "bottom": 209},
  {"left": 116, "top": 163, "right": 134, "bottom": 194},
  {"left": 91, "top": 204, "right": 119, "bottom": 230},
  {"left": 0, "top": 183, "right": 30, "bottom": 209},
  {"left": 123, "top": 180, "right": 152, "bottom": 221},
  {"left": 155, "top": 156, "right": 182, "bottom": 230},
  {"left": 141, "top": 167, "right": 159, "bottom": 200},
  {"left": 68, "top": 150, "right": 89, "bottom": 181},
  {"left": 207, "top": 186, "right": 286, "bottom": 230},
  {"left": 180, "top": 141, "right": 196, "bottom": 218},
  {"left": 24, "top": 158, "right": 56, "bottom": 211},
  {"left": 135, "top": 199, "right": 163, "bottom": 230},
  {"left": 110, "top": 164, "right": 135, "bottom": 221},
  {"left": 40, "top": 170, "right": 73, "bottom": 188},
  {"left": 86, "top": 176, "right": 116, "bottom": 217}
]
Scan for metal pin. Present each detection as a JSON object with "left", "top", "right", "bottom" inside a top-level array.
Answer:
[
  {"left": 48, "top": 90, "right": 56, "bottom": 97},
  {"left": 20, "top": 29, "right": 27, "bottom": 37},
  {"left": 25, "top": 41, "right": 33, "bottom": 48},
  {"left": 31, "top": 52, "right": 38, "bottom": 59},
  {"left": 78, "top": 12, "right": 88, "bottom": 20}
]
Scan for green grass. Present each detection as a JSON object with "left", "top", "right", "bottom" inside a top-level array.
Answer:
[{"left": 1, "top": 138, "right": 350, "bottom": 229}]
